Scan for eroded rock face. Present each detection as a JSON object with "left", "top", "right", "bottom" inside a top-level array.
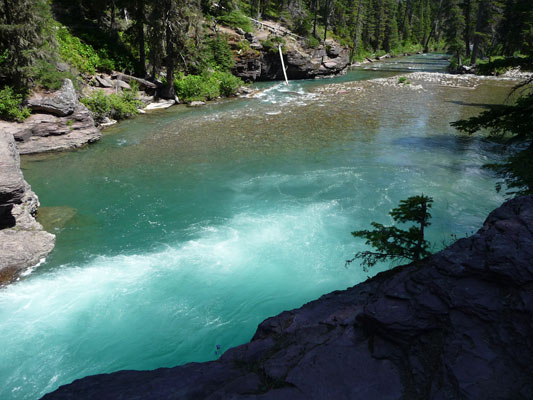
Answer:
[
  {"left": 233, "top": 39, "right": 350, "bottom": 81},
  {"left": 0, "top": 133, "right": 25, "bottom": 226},
  {"left": 43, "top": 196, "right": 533, "bottom": 399},
  {"left": 0, "top": 134, "right": 55, "bottom": 284}
]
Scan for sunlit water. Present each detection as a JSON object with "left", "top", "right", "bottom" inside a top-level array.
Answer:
[{"left": 0, "top": 55, "right": 514, "bottom": 399}]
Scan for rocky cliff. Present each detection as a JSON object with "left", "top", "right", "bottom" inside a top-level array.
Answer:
[
  {"left": 220, "top": 23, "right": 350, "bottom": 81},
  {"left": 43, "top": 195, "right": 533, "bottom": 399},
  {"left": 0, "top": 133, "right": 55, "bottom": 284}
]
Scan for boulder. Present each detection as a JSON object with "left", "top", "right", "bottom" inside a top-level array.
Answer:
[
  {"left": 188, "top": 101, "right": 206, "bottom": 107},
  {"left": 143, "top": 99, "right": 176, "bottom": 111},
  {"left": 42, "top": 196, "right": 533, "bottom": 400},
  {"left": 0, "top": 133, "right": 25, "bottom": 227},
  {"left": 113, "top": 80, "right": 131, "bottom": 90},
  {"left": 113, "top": 73, "right": 158, "bottom": 91},
  {"left": 95, "top": 75, "right": 113, "bottom": 88},
  {"left": 28, "top": 79, "right": 78, "bottom": 116}
]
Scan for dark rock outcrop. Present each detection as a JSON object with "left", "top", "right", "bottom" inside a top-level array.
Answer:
[
  {"left": 43, "top": 196, "right": 533, "bottom": 399},
  {"left": 0, "top": 134, "right": 55, "bottom": 284},
  {"left": 233, "top": 39, "right": 350, "bottom": 81}
]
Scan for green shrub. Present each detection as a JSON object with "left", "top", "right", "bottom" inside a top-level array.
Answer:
[
  {"left": 261, "top": 36, "right": 286, "bottom": 54},
  {"left": 34, "top": 61, "right": 79, "bottom": 90},
  {"left": 174, "top": 71, "right": 243, "bottom": 102},
  {"left": 398, "top": 76, "right": 410, "bottom": 84},
  {"left": 0, "top": 87, "right": 31, "bottom": 122},
  {"left": 208, "top": 36, "right": 235, "bottom": 71},
  {"left": 174, "top": 73, "right": 220, "bottom": 102},
  {"left": 213, "top": 71, "right": 242, "bottom": 97},
  {"left": 217, "top": 10, "right": 253, "bottom": 33},
  {"left": 81, "top": 88, "right": 141, "bottom": 122},
  {"left": 307, "top": 36, "right": 320, "bottom": 49}
]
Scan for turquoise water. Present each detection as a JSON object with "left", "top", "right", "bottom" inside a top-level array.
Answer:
[{"left": 0, "top": 55, "right": 511, "bottom": 399}]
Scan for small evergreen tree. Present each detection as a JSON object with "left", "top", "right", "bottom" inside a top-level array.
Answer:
[{"left": 347, "top": 195, "right": 433, "bottom": 271}]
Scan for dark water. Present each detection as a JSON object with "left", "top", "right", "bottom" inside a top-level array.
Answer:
[{"left": 0, "top": 55, "right": 512, "bottom": 399}]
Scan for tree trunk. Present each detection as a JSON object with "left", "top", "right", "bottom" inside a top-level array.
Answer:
[
  {"left": 3, "top": 0, "right": 12, "bottom": 25},
  {"left": 424, "top": 0, "right": 443, "bottom": 52},
  {"left": 313, "top": 0, "right": 318, "bottom": 38},
  {"left": 323, "top": 0, "right": 330, "bottom": 42},
  {"left": 110, "top": 0, "right": 116, "bottom": 31},
  {"left": 350, "top": 0, "right": 363, "bottom": 61},
  {"left": 464, "top": 0, "right": 472, "bottom": 58},
  {"left": 136, "top": 0, "right": 146, "bottom": 77},
  {"left": 470, "top": 1, "right": 484, "bottom": 65},
  {"left": 161, "top": 20, "right": 176, "bottom": 99}
]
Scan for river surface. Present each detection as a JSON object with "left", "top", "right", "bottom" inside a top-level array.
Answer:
[{"left": 0, "top": 54, "right": 513, "bottom": 399}]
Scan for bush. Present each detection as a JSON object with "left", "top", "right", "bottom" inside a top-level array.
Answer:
[
  {"left": 174, "top": 73, "right": 220, "bottom": 102},
  {"left": 398, "top": 76, "right": 410, "bottom": 84},
  {"left": 34, "top": 61, "right": 79, "bottom": 90},
  {"left": 214, "top": 71, "right": 242, "bottom": 97},
  {"left": 0, "top": 87, "right": 31, "bottom": 122},
  {"left": 81, "top": 87, "right": 141, "bottom": 122},
  {"left": 217, "top": 10, "right": 253, "bottom": 33},
  {"left": 174, "top": 71, "right": 243, "bottom": 102},
  {"left": 261, "top": 36, "right": 286, "bottom": 54}
]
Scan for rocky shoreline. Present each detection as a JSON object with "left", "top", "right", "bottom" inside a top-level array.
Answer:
[
  {"left": 0, "top": 133, "right": 55, "bottom": 285},
  {"left": 43, "top": 195, "right": 533, "bottom": 399}
]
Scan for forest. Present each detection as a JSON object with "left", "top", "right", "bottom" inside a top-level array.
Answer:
[{"left": 1, "top": 0, "right": 532, "bottom": 94}]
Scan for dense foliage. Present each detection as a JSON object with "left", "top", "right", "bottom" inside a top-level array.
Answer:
[
  {"left": 1, "top": 0, "right": 532, "bottom": 121},
  {"left": 0, "top": 87, "right": 31, "bottom": 122},
  {"left": 347, "top": 195, "right": 433, "bottom": 270}
]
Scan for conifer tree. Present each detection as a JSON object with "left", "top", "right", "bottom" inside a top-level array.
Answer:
[{"left": 347, "top": 195, "right": 433, "bottom": 271}]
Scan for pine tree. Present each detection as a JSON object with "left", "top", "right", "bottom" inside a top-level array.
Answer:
[
  {"left": 0, "top": 0, "right": 55, "bottom": 87},
  {"left": 347, "top": 195, "right": 433, "bottom": 271},
  {"left": 443, "top": 0, "right": 466, "bottom": 65}
]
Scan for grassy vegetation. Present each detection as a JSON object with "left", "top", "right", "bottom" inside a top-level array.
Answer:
[
  {"left": 174, "top": 71, "right": 243, "bottom": 102},
  {"left": 0, "top": 87, "right": 31, "bottom": 122}
]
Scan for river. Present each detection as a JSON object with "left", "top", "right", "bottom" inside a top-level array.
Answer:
[{"left": 0, "top": 54, "right": 512, "bottom": 399}]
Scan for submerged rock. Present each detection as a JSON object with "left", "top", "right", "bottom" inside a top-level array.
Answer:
[{"left": 43, "top": 196, "right": 533, "bottom": 399}]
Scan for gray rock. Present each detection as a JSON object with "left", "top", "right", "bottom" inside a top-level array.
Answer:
[
  {"left": 14, "top": 103, "right": 102, "bottom": 155},
  {"left": 0, "top": 135, "right": 55, "bottom": 284},
  {"left": 187, "top": 101, "right": 206, "bottom": 107},
  {"left": 28, "top": 79, "right": 78, "bottom": 116},
  {"left": 113, "top": 73, "right": 157, "bottom": 91},
  {"left": 95, "top": 75, "right": 113, "bottom": 88},
  {"left": 113, "top": 80, "right": 131, "bottom": 90},
  {"left": 236, "top": 27, "right": 246, "bottom": 36},
  {"left": 0, "top": 133, "right": 25, "bottom": 226},
  {"left": 42, "top": 196, "right": 533, "bottom": 400}
]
